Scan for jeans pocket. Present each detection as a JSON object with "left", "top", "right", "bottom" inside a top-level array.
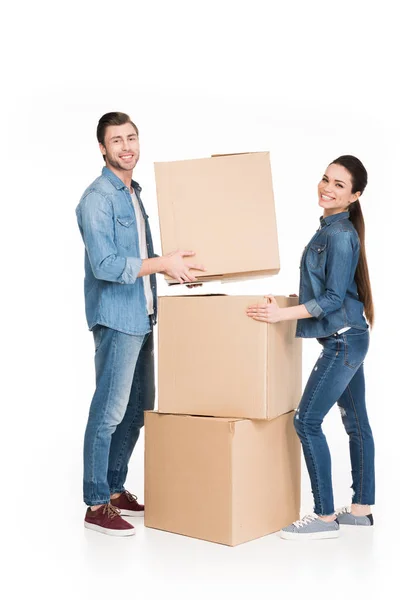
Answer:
[{"left": 343, "top": 330, "right": 369, "bottom": 369}]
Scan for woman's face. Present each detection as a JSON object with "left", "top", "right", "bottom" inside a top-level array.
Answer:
[{"left": 318, "top": 163, "right": 360, "bottom": 216}]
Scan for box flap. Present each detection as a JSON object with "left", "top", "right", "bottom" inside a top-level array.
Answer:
[
  {"left": 211, "top": 151, "right": 268, "bottom": 158},
  {"left": 146, "top": 410, "right": 243, "bottom": 424}
]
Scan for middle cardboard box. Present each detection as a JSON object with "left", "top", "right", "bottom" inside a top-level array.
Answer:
[{"left": 158, "top": 294, "right": 302, "bottom": 420}]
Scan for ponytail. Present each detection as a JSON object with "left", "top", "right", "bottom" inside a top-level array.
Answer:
[{"left": 349, "top": 200, "right": 374, "bottom": 327}]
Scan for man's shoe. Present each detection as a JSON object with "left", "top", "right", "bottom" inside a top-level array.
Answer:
[
  {"left": 335, "top": 507, "right": 374, "bottom": 526},
  {"left": 110, "top": 491, "right": 144, "bottom": 517},
  {"left": 280, "top": 514, "right": 340, "bottom": 540},
  {"left": 84, "top": 503, "right": 135, "bottom": 536}
]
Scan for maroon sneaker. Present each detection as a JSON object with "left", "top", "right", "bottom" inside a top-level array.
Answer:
[
  {"left": 110, "top": 491, "right": 144, "bottom": 517},
  {"left": 84, "top": 503, "right": 135, "bottom": 536}
]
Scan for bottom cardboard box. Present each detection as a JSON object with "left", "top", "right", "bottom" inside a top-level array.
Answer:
[{"left": 144, "top": 411, "right": 300, "bottom": 546}]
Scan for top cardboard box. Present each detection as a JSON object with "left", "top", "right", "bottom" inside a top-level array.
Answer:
[{"left": 154, "top": 152, "right": 280, "bottom": 283}]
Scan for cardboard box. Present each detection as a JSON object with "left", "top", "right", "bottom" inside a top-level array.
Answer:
[
  {"left": 158, "top": 295, "right": 302, "bottom": 419},
  {"left": 144, "top": 411, "right": 300, "bottom": 546},
  {"left": 154, "top": 152, "right": 279, "bottom": 283}
]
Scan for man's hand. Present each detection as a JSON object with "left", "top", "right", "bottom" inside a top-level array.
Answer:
[
  {"left": 246, "top": 295, "right": 283, "bottom": 323},
  {"left": 163, "top": 250, "right": 206, "bottom": 284}
]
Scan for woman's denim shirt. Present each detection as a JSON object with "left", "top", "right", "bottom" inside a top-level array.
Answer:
[
  {"left": 296, "top": 211, "right": 368, "bottom": 339},
  {"left": 76, "top": 167, "right": 157, "bottom": 335}
]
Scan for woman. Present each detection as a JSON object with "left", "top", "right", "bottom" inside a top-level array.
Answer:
[{"left": 247, "top": 155, "right": 375, "bottom": 540}]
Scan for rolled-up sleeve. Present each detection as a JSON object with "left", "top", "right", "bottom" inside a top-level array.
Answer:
[
  {"left": 304, "top": 298, "right": 324, "bottom": 319},
  {"left": 78, "top": 192, "right": 142, "bottom": 284},
  {"left": 304, "top": 232, "right": 357, "bottom": 320}
]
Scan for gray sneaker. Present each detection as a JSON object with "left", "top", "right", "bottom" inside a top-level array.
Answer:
[
  {"left": 335, "top": 507, "right": 374, "bottom": 526},
  {"left": 280, "top": 513, "right": 340, "bottom": 540}
]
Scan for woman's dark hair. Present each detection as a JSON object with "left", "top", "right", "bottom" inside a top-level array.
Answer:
[
  {"left": 330, "top": 155, "right": 374, "bottom": 326},
  {"left": 97, "top": 112, "right": 139, "bottom": 161}
]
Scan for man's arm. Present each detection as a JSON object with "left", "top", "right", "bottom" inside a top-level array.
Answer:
[
  {"left": 79, "top": 192, "right": 141, "bottom": 284},
  {"left": 138, "top": 251, "right": 206, "bottom": 283},
  {"left": 79, "top": 192, "right": 206, "bottom": 285}
]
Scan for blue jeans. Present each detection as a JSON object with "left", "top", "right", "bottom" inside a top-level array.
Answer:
[
  {"left": 294, "top": 328, "right": 375, "bottom": 515},
  {"left": 83, "top": 324, "right": 154, "bottom": 506}
]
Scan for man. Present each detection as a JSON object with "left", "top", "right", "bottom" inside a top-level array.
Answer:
[{"left": 76, "top": 112, "right": 205, "bottom": 536}]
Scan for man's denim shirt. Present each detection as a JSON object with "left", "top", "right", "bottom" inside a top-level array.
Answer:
[
  {"left": 296, "top": 211, "right": 368, "bottom": 339},
  {"left": 76, "top": 167, "right": 158, "bottom": 335}
]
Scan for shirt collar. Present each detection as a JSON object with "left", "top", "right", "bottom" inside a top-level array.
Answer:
[
  {"left": 319, "top": 211, "right": 349, "bottom": 228},
  {"left": 101, "top": 166, "right": 142, "bottom": 192}
]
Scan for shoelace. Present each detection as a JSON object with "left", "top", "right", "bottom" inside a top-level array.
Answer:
[
  {"left": 103, "top": 504, "right": 121, "bottom": 519},
  {"left": 125, "top": 491, "right": 138, "bottom": 503},
  {"left": 335, "top": 506, "right": 351, "bottom": 516},
  {"left": 292, "top": 514, "right": 319, "bottom": 529}
]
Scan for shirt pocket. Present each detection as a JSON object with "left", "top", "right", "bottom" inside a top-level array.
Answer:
[
  {"left": 306, "top": 242, "right": 327, "bottom": 269},
  {"left": 116, "top": 216, "right": 136, "bottom": 249}
]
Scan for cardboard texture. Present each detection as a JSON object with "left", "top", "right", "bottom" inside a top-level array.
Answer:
[
  {"left": 144, "top": 410, "right": 300, "bottom": 546},
  {"left": 158, "top": 295, "right": 302, "bottom": 419},
  {"left": 154, "top": 152, "right": 280, "bottom": 283}
]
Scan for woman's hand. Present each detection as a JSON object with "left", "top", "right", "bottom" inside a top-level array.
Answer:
[{"left": 246, "top": 295, "right": 283, "bottom": 323}]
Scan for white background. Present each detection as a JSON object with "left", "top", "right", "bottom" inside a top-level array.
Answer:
[{"left": 2, "top": 1, "right": 399, "bottom": 598}]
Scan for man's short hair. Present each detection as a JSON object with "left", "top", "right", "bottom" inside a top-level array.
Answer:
[{"left": 96, "top": 112, "right": 139, "bottom": 146}]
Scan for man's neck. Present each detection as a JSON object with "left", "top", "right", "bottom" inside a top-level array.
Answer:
[{"left": 106, "top": 163, "right": 133, "bottom": 189}]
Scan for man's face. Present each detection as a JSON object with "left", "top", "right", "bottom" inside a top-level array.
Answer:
[{"left": 100, "top": 122, "right": 140, "bottom": 172}]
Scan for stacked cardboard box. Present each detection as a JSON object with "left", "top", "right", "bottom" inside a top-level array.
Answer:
[
  {"left": 144, "top": 153, "right": 302, "bottom": 546},
  {"left": 154, "top": 152, "right": 279, "bottom": 282}
]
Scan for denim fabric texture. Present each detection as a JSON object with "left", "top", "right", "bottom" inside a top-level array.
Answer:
[
  {"left": 296, "top": 211, "right": 368, "bottom": 339},
  {"left": 83, "top": 326, "right": 155, "bottom": 506},
  {"left": 294, "top": 328, "right": 375, "bottom": 515},
  {"left": 76, "top": 167, "right": 158, "bottom": 335},
  {"left": 77, "top": 167, "right": 157, "bottom": 506}
]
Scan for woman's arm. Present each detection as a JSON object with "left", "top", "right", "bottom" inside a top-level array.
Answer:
[
  {"left": 247, "top": 231, "right": 357, "bottom": 324},
  {"left": 246, "top": 295, "right": 313, "bottom": 323},
  {"left": 305, "top": 231, "right": 357, "bottom": 320}
]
